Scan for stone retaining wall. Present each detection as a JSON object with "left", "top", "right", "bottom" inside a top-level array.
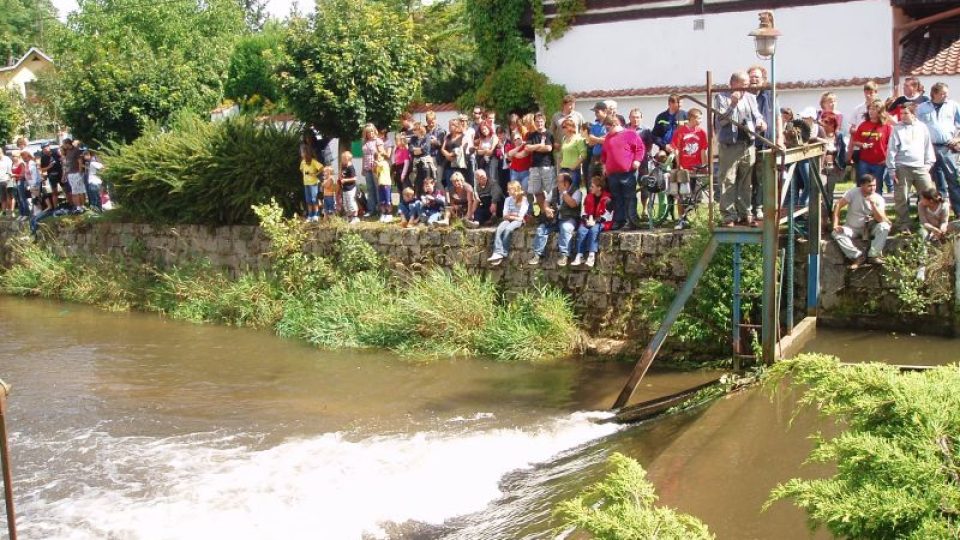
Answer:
[{"left": 2, "top": 218, "right": 956, "bottom": 344}]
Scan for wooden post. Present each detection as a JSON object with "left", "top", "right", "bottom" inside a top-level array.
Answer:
[{"left": 0, "top": 379, "right": 16, "bottom": 540}]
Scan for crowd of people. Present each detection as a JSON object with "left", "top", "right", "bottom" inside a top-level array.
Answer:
[
  {"left": 0, "top": 137, "right": 107, "bottom": 225},
  {"left": 298, "top": 68, "right": 959, "bottom": 270}
]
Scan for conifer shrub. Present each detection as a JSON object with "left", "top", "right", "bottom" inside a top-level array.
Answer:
[
  {"left": 555, "top": 452, "right": 714, "bottom": 539},
  {"left": 765, "top": 354, "right": 960, "bottom": 538},
  {"left": 103, "top": 114, "right": 302, "bottom": 225}
]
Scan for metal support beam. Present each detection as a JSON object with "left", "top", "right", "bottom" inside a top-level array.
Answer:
[
  {"left": 761, "top": 149, "right": 779, "bottom": 365},
  {"left": 807, "top": 165, "right": 824, "bottom": 317},
  {"left": 732, "top": 242, "right": 743, "bottom": 371},
  {"left": 0, "top": 379, "right": 16, "bottom": 540},
  {"left": 613, "top": 236, "right": 721, "bottom": 409}
]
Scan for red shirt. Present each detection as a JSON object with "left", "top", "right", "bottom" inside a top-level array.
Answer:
[
  {"left": 582, "top": 190, "right": 613, "bottom": 230},
  {"left": 670, "top": 125, "right": 708, "bottom": 171},
  {"left": 11, "top": 163, "right": 24, "bottom": 183},
  {"left": 505, "top": 141, "right": 531, "bottom": 172},
  {"left": 852, "top": 120, "right": 891, "bottom": 165},
  {"left": 600, "top": 128, "right": 645, "bottom": 174}
]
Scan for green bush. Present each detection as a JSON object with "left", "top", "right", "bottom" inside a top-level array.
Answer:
[
  {"left": 104, "top": 115, "right": 302, "bottom": 225},
  {"left": 0, "top": 89, "right": 23, "bottom": 144},
  {"left": 460, "top": 61, "right": 567, "bottom": 118},
  {"left": 765, "top": 354, "right": 960, "bottom": 539},
  {"left": 556, "top": 452, "right": 715, "bottom": 539}
]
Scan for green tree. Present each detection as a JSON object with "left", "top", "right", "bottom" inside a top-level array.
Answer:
[
  {"left": 463, "top": 0, "right": 532, "bottom": 72},
  {"left": 277, "top": 0, "right": 428, "bottom": 139},
  {"left": 0, "top": 0, "right": 58, "bottom": 62},
  {"left": 415, "top": 0, "right": 482, "bottom": 104},
  {"left": 556, "top": 452, "right": 715, "bottom": 539},
  {"left": 224, "top": 22, "right": 284, "bottom": 108},
  {"left": 52, "top": 0, "right": 246, "bottom": 143},
  {"left": 765, "top": 354, "right": 960, "bottom": 539},
  {"left": 0, "top": 89, "right": 24, "bottom": 143}
]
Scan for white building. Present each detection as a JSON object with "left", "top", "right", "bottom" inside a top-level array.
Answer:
[
  {"left": 534, "top": 0, "right": 960, "bottom": 128},
  {"left": 0, "top": 47, "right": 55, "bottom": 99}
]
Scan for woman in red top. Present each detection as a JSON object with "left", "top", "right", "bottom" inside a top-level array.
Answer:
[
  {"left": 851, "top": 98, "right": 893, "bottom": 194},
  {"left": 9, "top": 153, "right": 28, "bottom": 219},
  {"left": 571, "top": 175, "right": 613, "bottom": 268},
  {"left": 505, "top": 130, "right": 531, "bottom": 191}
]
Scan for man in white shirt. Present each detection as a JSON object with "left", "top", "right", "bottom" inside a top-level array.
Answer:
[
  {"left": 916, "top": 82, "right": 960, "bottom": 217},
  {"left": 832, "top": 173, "right": 891, "bottom": 268},
  {"left": 0, "top": 151, "right": 11, "bottom": 216},
  {"left": 887, "top": 103, "right": 936, "bottom": 233}
]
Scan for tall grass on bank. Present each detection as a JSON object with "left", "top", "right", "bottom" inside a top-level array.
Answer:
[{"left": 2, "top": 216, "right": 580, "bottom": 362}]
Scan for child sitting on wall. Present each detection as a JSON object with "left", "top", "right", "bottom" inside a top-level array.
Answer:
[
  {"left": 487, "top": 180, "right": 528, "bottom": 266},
  {"left": 398, "top": 187, "right": 421, "bottom": 227},
  {"left": 572, "top": 175, "right": 613, "bottom": 268},
  {"left": 421, "top": 177, "right": 447, "bottom": 226}
]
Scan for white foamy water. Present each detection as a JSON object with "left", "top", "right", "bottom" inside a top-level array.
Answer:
[{"left": 15, "top": 412, "right": 620, "bottom": 539}]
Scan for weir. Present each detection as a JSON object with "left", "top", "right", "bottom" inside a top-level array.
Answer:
[{"left": 613, "top": 83, "right": 827, "bottom": 410}]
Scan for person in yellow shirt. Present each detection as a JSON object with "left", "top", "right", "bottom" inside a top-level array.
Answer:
[{"left": 300, "top": 146, "right": 323, "bottom": 222}]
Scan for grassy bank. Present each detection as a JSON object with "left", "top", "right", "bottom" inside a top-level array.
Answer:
[{"left": 1, "top": 204, "right": 579, "bottom": 362}]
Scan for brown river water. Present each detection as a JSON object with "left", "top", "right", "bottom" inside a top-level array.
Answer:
[{"left": 0, "top": 296, "right": 957, "bottom": 539}]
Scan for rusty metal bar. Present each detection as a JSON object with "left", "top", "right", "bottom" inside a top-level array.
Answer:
[
  {"left": 613, "top": 235, "right": 721, "bottom": 409},
  {"left": 706, "top": 71, "right": 715, "bottom": 230},
  {"left": 0, "top": 379, "right": 16, "bottom": 540}
]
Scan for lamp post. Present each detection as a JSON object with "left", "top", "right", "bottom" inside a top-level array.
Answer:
[
  {"left": 750, "top": 12, "right": 782, "bottom": 365},
  {"left": 749, "top": 11, "right": 781, "bottom": 138}
]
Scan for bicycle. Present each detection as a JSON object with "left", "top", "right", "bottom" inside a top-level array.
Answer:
[
  {"left": 638, "top": 153, "right": 674, "bottom": 228},
  {"left": 673, "top": 165, "right": 711, "bottom": 230}
]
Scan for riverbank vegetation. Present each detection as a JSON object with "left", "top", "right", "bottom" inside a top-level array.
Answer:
[
  {"left": 555, "top": 452, "right": 714, "bottom": 539},
  {"left": 1, "top": 202, "right": 578, "bottom": 362},
  {"left": 765, "top": 354, "right": 960, "bottom": 538}
]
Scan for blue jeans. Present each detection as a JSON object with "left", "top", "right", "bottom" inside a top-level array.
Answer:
[
  {"left": 363, "top": 170, "right": 379, "bottom": 214},
  {"left": 16, "top": 182, "right": 29, "bottom": 217},
  {"left": 399, "top": 199, "right": 422, "bottom": 221},
  {"left": 792, "top": 160, "right": 811, "bottom": 208},
  {"left": 577, "top": 223, "right": 602, "bottom": 255},
  {"left": 932, "top": 145, "right": 960, "bottom": 216},
  {"left": 608, "top": 171, "right": 639, "bottom": 227},
  {"left": 532, "top": 219, "right": 576, "bottom": 256},
  {"left": 857, "top": 161, "right": 891, "bottom": 195},
  {"left": 87, "top": 184, "right": 102, "bottom": 212},
  {"left": 303, "top": 184, "right": 319, "bottom": 205},
  {"left": 493, "top": 219, "right": 524, "bottom": 256}
]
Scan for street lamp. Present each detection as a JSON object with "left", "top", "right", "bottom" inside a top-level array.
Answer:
[{"left": 749, "top": 11, "right": 781, "bottom": 139}]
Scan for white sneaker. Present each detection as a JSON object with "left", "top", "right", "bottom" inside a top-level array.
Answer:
[
  {"left": 528, "top": 254, "right": 541, "bottom": 266},
  {"left": 557, "top": 255, "right": 568, "bottom": 267},
  {"left": 586, "top": 253, "right": 596, "bottom": 267},
  {"left": 350, "top": 217, "right": 360, "bottom": 225},
  {"left": 570, "top": 254, "right": 583, "bottom": 266},
  {"left": 383, "top": 214, "right": 394, "bottom": 223},
  {"left": 487, "top": 253, "right": 504, "bottom": 262}
]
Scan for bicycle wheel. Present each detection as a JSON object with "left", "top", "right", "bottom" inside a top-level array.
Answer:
[{"left": 646, "top": 190, "right": 671, "bottom": 228}]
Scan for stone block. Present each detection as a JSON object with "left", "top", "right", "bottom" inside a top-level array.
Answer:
[
  {"left": 586, "top": 274, "right": 612, "bottom": 293},
  {"left": 422, "top": 230, "right": 441, "bottom": 247},
  {"left": 849, "top": 265, "right": 882, "bottom": 290},
  {"left": 641, "top": 233, "right": 658, "bottom": 255},
  {"left": 444, "top": 231, "right": 465, "bottom": 247},
  {"left": 619, "top": 233, "right": 642, "bottom": 252},
  {"left": 401, "top": 229, "right": 419, "bottom": 246}
]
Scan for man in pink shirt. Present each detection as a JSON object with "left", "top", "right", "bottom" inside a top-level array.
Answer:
[{"left": 601, "top": 114, "right": 646, "bottom": 230}]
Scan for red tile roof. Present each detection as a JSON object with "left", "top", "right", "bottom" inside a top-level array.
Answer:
[
  {"left": 901, "top": 22, "right": 960, "bottom": 76},
  {"left": 572, "top": 77, "right": 892, "bottom": 99},
  {"left": 410, "top": 103, "right": 459, "bottom": 113}
]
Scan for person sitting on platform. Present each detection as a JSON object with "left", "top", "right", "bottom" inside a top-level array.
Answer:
[
  {"left": 529, "top": 172, "right": 581, "bottom": 266},
  {"left": 832, "top": 173, "right": 891, "bottom": 269}
]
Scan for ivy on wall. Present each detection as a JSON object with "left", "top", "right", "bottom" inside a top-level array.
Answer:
[{"left": 531, "top": 0, "right": 586, "bottom": 44}]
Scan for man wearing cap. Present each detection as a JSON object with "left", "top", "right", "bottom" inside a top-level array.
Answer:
[
  {"left": 585, "top": 101, "right": 609, "bottom": 183},
  {"left": 714, "top": 71, "right": 766, "bottom": 226}
]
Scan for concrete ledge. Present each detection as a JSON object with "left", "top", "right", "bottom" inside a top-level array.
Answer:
[{"left": 778, "top": 316, "right": 817, "bottom": 359}]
